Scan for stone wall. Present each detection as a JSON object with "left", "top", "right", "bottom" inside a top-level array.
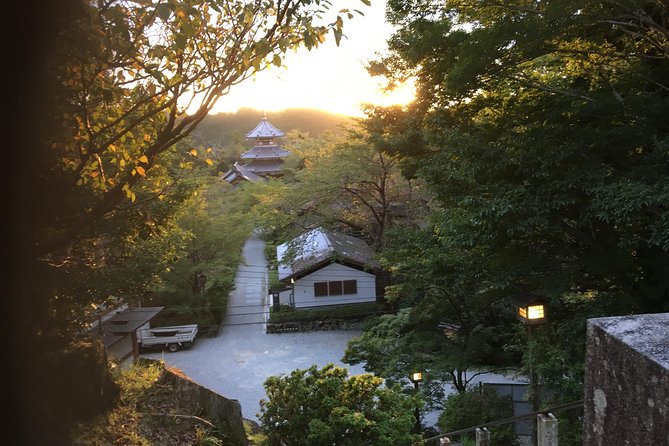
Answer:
[
  {"left": 266, "top": 319, "right": 362, "bottom": 333},
  {"left": 583, "top": 313, "right": 669, "bottom": 445},
  {"left": 162, "top": 365, "right": 249, "bottom": 446}
]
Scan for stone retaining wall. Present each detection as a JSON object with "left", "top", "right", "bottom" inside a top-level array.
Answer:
[
  {"left": 161, "top": 365, "right": 249, "bottom": 446},
  {"left": 266, "top": 319, "right": 363, "bottom": 334},
  {"left": 583, "top": 313, "right": 669, "bottom": 446}
]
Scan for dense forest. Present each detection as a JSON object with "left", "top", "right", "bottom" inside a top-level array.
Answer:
[{"left": 9, "top": 0, "right": 669, "bottom": 445}]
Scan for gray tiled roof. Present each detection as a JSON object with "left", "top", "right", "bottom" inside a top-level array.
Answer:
[
  {"left": 221, "top": 162, "right": 265, "bottom": 184},
  {"left": 241, "top": 145, "right": 290, "bottom": 159},
  {"left": 246, "top": 118, "right": 285, "bottom": 139},
  {"left": 277, "top": 228, "right": 380, "bottom": 281}
]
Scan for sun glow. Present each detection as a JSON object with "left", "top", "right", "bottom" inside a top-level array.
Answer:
[{"left": 209, "top": 0, "right": 414, "bottom": 118}]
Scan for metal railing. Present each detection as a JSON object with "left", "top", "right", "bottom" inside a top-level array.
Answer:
[{"left": 424, "top": 399, "right": 584, "bottom": 445}]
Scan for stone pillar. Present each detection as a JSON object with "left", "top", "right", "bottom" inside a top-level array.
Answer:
[
  {"left": 583, "top": 313, "right": 669, "bottom": 446},
  {"left": 537, "top": 413, "right": 558, "bottom": 446},
  {"left": 475, "top": 427, "right": 490, "bottom": 446}
]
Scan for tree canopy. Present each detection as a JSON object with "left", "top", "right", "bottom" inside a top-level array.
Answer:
[
  {"left": 344, "top": 1, "right": 669, "bottom": 440},
  {"left": 258, "top": 364, "right": 422, "bottom": 446},
  {"left": 9, "top": 1, "right": 365, "bottom": 443}
]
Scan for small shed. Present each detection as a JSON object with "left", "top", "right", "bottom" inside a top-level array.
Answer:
[
  {"left": 93, "top": 306, "right": 164, "bottom": 365},
  {"left": 275, "top": 228, "right": 381, "bottom": 309}
]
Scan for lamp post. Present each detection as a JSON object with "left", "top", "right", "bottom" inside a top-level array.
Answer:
[
  {"left": 410, "top": 371, "right": 423, "bottom": 434},
  {"left": 510, "top": 293, "right": 547, "bottom": 446},
  {"left": 289, "top": 277, "right": 295, "bottom": 308}
]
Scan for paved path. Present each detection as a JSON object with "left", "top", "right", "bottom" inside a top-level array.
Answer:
[
  {"left": 222, "top": 233, "right": 268, "bottom": 328},
  {"left": 142, "top": 232, "right": 366, "bottom": 422}
]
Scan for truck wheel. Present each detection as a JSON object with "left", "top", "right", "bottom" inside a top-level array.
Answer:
[{"left": 167, "top": 343, "right": 179, "bottom": 352}]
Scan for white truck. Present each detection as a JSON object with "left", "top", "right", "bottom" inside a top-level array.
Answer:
[{"left": 137, "top": 324, "right": 198, "bottom": 352}]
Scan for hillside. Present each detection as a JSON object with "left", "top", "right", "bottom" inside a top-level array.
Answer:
[{"left": 192, "top": 108, "right": 355, "bottom": 149}]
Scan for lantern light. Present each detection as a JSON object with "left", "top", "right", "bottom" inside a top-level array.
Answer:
[
  {"left": 510, "top": 293, "right": 547, "bottom": 325},
  {"left": 410, "top": 371, "right": 423, "bottom": 384}
]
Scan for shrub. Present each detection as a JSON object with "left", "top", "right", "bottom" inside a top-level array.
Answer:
[
  {"left": 259, "top": 364, "right": 423, "bottom": 446},
  {"left": 268, "top": 302, "right": 382, "bottom": 324},
  {"left": 438, "top": 385, "right": 516, "bottom": 445}
]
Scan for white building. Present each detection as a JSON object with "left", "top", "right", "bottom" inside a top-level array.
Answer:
[{"left": 275, "top": 228, "right": 381, "bottom": 309}]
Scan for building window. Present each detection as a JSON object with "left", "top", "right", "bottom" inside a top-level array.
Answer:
[
  {"left": 329, "top": 281, "right": 343, "bottom": 295},
  {"left": 343, "top": 280, "right": 357, "bottom": 295},
  {"left": 314, "top": 280, "right": 358, "bottom": 297},
  {"left": 314, "top": 282, "right": 329, "bottom": 297}
]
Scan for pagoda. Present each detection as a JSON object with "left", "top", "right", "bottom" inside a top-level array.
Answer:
[{"left": 222, "top": 116, "right": 290, "bottom": 186}]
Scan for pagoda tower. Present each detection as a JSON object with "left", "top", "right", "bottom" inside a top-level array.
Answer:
[{"left": 222, "top": 116, "right": 290, "bottom": 186}]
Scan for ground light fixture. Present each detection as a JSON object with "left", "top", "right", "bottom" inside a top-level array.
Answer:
[
  {"left": 410, "top": 371, "right": 423, "bottom": 434},
  {"left": 510, "top": 293, "right": 547, "bottom": 325},
  {"left": 289, "top": 277, "right": 295, "bottom": 307},
  {"left": 510, "top": 292, "right": 548, "bottom": 445}
]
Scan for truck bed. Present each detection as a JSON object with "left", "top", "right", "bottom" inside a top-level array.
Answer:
[{"left": 138, "top": 324, "right": 198, "bottom": 352}]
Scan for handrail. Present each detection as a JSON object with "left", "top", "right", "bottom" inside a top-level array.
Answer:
[{"left": 424, "top": 399, "right": 584, "bottom": 443}]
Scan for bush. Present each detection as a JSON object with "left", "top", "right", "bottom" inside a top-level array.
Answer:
[
  {"left": 438, "top": 385, "right": 516, "bottom": 445},
  {"left": 259, "top": 364, "right": 422, "bottom": 446},
  {"left": 268, "top": 302, "right": 382, "bottom": 324}
]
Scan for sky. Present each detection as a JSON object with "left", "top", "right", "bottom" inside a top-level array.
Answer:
[{"left": 210, "top": 0, "right": 415, "bottom": 117}]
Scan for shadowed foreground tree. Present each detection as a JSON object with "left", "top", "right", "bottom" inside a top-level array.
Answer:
[{"left": 8, "top": 0, "right": 364, "bottom": 444}]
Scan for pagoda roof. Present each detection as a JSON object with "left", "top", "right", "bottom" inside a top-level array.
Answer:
[
  {"left": 244, "top": 159, "right": 285, "bottom": 174},
  {"left": 246, "top": 117, "right": 285, "bottom": 139},
  {"left": 221, "top": 162, "right": 265, "bottom": 184},
  {"left": 241, "top": 145, "right": 290, "bottom": 159}
]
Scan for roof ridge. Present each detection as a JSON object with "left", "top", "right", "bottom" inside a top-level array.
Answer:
[{"left": 320, "top": 227, "right": 334, "bottom": 253}]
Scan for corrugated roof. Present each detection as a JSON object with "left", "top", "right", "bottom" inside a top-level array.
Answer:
[
  {"left": 92, "top": 306, "right": 164, "bottom": 348},
  {"left": 246, "top": 118, "right": 285, "bottom": 139},
  {"left": 277, "top": 228, "right": 379, "bottom": 281}
]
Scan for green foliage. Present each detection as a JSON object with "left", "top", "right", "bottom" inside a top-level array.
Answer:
[
  {"left": 437, "top": 386, "right": 516, "bottom": 445},
  {"left": 258, "top": 364, "right": 423, "bottom": 446},
  {"left": 247, "top": 123, "right": 430, "bottom": 247},
  {"left": 351, "top": 0, "right": 669, "bottom": 422},
  {"left": 13, "top": 1, "right": 367, "bottom": 441},
  {"left": 71, "top": 360, "right": 233, "bottom": 445},
  {"left": 268, "top": 302, "right": 382, "bottom": 324},
  {"left": 344, "top": 225, "right": 520, "bottom": 395}
]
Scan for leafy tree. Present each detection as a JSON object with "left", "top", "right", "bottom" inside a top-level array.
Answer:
[
  {"left": 344, "top": 226, "right": 520, "bottom": 402},
  {"left": 258, "top": 364, "right": 423, "bottom": 446},
  {"left": 249, "top": 126, "right": 429, "bottom": 247},
  {"left": 438, "top": 386, "right": 516, "bottom": 445},
  {"left": 9, "top": 0, "right": 364, "bottom": 443},
  {"left": 352, "top": 1, "right": 669, "bottom": 444}
]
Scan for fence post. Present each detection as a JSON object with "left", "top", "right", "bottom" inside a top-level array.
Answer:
[
  {"left": 537, "top": 413, "right": 558, "bottom": 446},
  {"left": 439, "top": 438, "right": 451, "bottom": 445},
  {"left": 475, "top": 427, "right": 490, "bottom": 446}
]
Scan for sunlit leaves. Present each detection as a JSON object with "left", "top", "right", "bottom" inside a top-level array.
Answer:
[
  {"left": 52, "top": 0, "right": 368, "bottom": 232},
  {"left": 259, "top": 364, "right": 421, "bottom": 446}
]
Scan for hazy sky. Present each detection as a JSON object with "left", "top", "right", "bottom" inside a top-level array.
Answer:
[{"left": 210, "top": 0, "right": 414, "bottom": 117}]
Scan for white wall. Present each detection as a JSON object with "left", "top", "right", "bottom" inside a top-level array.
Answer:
[{"left": 277, "top": 263, "right": 377, "bottom": 308}]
